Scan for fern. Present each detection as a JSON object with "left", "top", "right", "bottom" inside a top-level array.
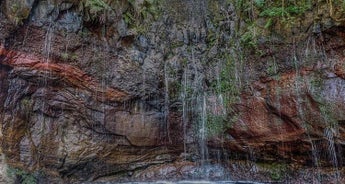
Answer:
[
  {"left": 81, "top": 0, "right": 113, "bottom": 21},
  {"left": 84, "top": 0, "right": 111, "bottom": 12},
  {"left": 259, "top": 4, "right": 309, "bottom": 18}
]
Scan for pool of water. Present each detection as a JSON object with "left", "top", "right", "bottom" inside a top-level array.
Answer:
[{"left": 117, "top": 181, "right": 262, "bottom": 184}]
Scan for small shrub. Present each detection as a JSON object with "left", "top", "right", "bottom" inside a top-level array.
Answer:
[{"left": 7, "top": 167, "right": 37, "bottom": 184}]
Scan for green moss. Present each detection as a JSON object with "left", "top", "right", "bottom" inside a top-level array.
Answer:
[{"left": 169, "top": 80, "right": 182, "bottom": 100}]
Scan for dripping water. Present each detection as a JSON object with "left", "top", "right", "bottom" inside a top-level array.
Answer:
[
  {"left": 43, "top": 23, "right": 53, "bottom": 63},
  {"left": 199, "top": 94, "right": 208, "bottom": 173},
  {"left": 42, "top": 22, "right": 54, "bottom": 117},
  {"left": 294, "top": 62, "right": 322, "bottom": 182},
  {"left": 302, "top": 38, "right": 322, "bottom": 182},
  {"left": 324, "top": 127, "right": 340, "bottom": 181},
  {"left": 42, "top": 22, "right": 54, "bottom": 90},
  {"left": 141, "top": 65, "right": 146, "bottom": 124},
  {"left": 164, "top": 61, "right": 171, "bottom": 144},
  {"left": 182, "top": 65, "right": 188, "bottom": 160}
]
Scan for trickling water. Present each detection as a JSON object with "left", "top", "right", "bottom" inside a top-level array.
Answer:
[
  {"left": 294, "top": 53, "right": 322, "bottom": 182},
  {"left": 43, "top": 23, "right": 53, "bottom": 62},
  {"left": 141, "top": 66, "right": 147, "bottom": 124},
  {"left": 0, "top": 150, "right": 11, "bottom": 183},
  {"left": 182, "top": 66, "right": 188, "bottom": 160},
  {"left": 324, "top": 127, "right": 340, "bottom": 181},
  {"left": 199, "top": 94, "right": 209, "bottom": 175},
  {"left": 295, "top": 94, "right": 322, "bottom": 181},
  {"left": 38, "top": 22, "right": 55, "bottom": 147},
  {"left": 216, "top": 60, "right": 226, "bottom": 115},
  {"left": 164, "top": 62, "right": 171, "bottom": 144}
]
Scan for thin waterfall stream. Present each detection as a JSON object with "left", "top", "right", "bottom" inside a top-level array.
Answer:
[{"left": 182, "top": 65, "right": 188, "bottom": 161}]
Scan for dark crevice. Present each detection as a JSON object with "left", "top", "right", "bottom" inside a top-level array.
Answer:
[
  {"left": 81, "top": 124, "right": 136, "bottom": 147},
  {"left": 265, "top": 101, "right": 301, "bottom": 130},
  {"left": 323, "top": 26, "right": 345, "bottom": 36},
  {"left": 60, "top": 161, "right": 90, "bottom": 178},
  {"left": 0, "top": 63, "right": 11, "bottom": 116},
  {"left": 25, "top": 0, "right": 40, "bottom": 24}
]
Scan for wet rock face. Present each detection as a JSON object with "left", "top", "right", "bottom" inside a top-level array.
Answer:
[
  {"left": 0, "top": 46, "right": 172, "bottom": 181},
  {"left": 0, "top": 0, "right": 183, "bottom": 181},
  {"left": 1, "top": 0, "right": 345, "bottom": 183},
  {"left": 0, "top": 64, "right": 10, "bottom": 116},
  {"left": 225, "top": 68, "right": 345, "bottom": 162}
]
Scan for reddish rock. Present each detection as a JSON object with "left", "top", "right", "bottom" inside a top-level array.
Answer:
[{"left": 0, "top": 45, "right": 129, "bottom": 102}]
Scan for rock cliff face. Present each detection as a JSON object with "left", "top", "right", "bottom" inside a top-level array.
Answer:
[{"left": 1, "top": 0, "right": 345, "bottom": 183}]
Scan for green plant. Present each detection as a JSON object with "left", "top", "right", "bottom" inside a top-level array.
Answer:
[
  {"left": 254, "top": 0, "right": 265, "bottom": 8},
  {"left": 259, "top": 1, "right": 311, "bottom": 29},
  {"left": 79, "top": 0, "right": 114, "bottom": 24},
  {"left": 217, "top": 54, "right": 241, "bottom": 105},
  {"left": 8, "top": 2, "right": 31, "bottom": 25},
  {"left": 61, "top": 52, "right": 69, "bottom": 61},
  {"left": 7, "top": 167, "right": 37, "bottom": 184},
  {"left": 59, "top": 52, "right": 79, "bottom": 61},
  {"left": 206, "top": 52, "right": 242, "bottom": 137},
  {"left": 240, "top": 24, "right": 260, "bottom": 49},
  {"left": 257, "top": 162, "right": 287, "bottom": 181},
  {"left": 270, "top": 163, "right": 287, "bottom": 181},
  {"left": 259, "top": 5, "right": 307, "bottom": 18},
  {"left": 71, "top": 53, "right": 79, "bottom": 61},
  {"left": 266, "top": 61, "right": 278, "bottom": 76},
  {"left": 206, "top": 112, "right": 237, "bottom": 137},
  {"left": 206, "top": 114, "right": 226, "bottom": 137},
  {"left": 79, "top": 0, "right": 161, "bottom": 34},
  {"left": 124, "top": 0, "right": 161, "bottom": 33}
]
